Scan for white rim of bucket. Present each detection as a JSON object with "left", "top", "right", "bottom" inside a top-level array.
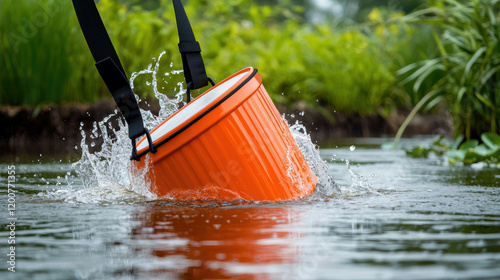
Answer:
[{"left": 137, "top": 71, "right": 249, "bottom": 152}]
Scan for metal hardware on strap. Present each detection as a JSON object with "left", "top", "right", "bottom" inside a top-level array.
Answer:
[
  {"left": 186, "top": 77, "right": 216, "bottom": 103},
  {"left": 130, "top": 129, "right": 156, "bottom": 161}
]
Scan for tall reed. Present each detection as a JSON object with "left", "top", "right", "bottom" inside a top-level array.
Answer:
[
  {"left": 0, "top": 0, "right": 101, "bottom": 105},
  {"left": 395, "top": 0, "right": 500, "bottom": 141}
]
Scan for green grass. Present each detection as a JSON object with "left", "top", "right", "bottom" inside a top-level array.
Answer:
[{"left": 0, "top": 0, "right": 101, "bottom": 104}]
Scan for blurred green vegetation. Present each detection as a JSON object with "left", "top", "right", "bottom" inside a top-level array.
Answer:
[
  {"left": 0, "top": 0, "right": 421, "bottom": 114},
  {"left": 395, "top": 0, "right": 500, "bottom": 142},
  {"left": 0, "top": 0, "right": 100, "bottom": 104},
  {"left": 405, "top": 133, "right": 500, "bottom": 166},
  {"left": 0, "top": 0, "right": 498, "bottom": 143}
]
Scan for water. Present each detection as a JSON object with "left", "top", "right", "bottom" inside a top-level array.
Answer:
[
  {"left": 2, "top": 55, "right": 499, "bottom": 279},
  {"left": 1, "top": 138, "right": 500, "bottom": 280}
]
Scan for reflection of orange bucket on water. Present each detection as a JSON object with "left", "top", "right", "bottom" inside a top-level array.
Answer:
[
  {"left": 134, "top": 67, "right": 317, "bottom": 201},
  {"left": 132, "top": 205, "right": 303, "bottom": 279}
]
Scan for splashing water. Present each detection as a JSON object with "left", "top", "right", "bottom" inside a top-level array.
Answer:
[
  {"left": 129, "top": 51, "right": 186, "bottom": 129},
  {"left": 343, "top": 158, "right": 374, "bottom": 195},
  {"left": 287, "top": 120, "right": 341, "bottom": 198},
  {"left": 286, "top": 118, "right": 374, "bottom": 197},
  {"left": 71, "top": 51, "right": 186, "bottom": 202},
  {"left": 65, "top": 51, "right": 365, "bottom": 203}
]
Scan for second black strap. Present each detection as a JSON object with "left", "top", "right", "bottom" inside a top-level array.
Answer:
[{"left": 173, "top": 0, "right": 209, "bottom": 90}]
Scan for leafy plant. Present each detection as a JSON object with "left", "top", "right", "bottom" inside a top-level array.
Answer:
[
  {"left": 405, "top": 133, "right": 500, "bottom": 165},
  {"left": 0, "top": 0, "right": 403, "bottom": 119},
  {"left": 394, "top": 0, "right": 500, "bottom": 144}
]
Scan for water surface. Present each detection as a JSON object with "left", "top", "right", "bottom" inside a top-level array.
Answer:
[{"left": 1, "top": 138, "right": 499, "bottom": 280}]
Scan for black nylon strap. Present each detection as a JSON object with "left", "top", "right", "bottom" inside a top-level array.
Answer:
[
  {"left": 95, "top": 58, "right": 146, "bottom": 139},
  {"left": 173, "top": 0, "right": 209, "bottom": 90},
  {"left": 72, "top": 0, "right": 146, "bottom": 140},
  {"left": 72, "top": 0, "right": 211, "bottom": 159}
]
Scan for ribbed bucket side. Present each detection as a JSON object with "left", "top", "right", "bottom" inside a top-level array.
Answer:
[{"left": 133, "top": 81, "right": 317, "bottom": 201}]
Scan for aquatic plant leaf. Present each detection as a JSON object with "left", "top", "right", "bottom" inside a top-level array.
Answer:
[
  {"left": 463, "top": 144, "right": 499, "bottom": 165},
  {"left": 481, "top": 133, "right": 500, "bottom": 149},
  {"left": 463, "top": 150, "right": 485, "bottom": 165},
  {"left": 446, "top": 149, "right": 466, "bottom": 161},
  {"left": 406, "top": 146, "right": 431, "bottom": 158},
  {"left": 459, "top": 140, "right": 478, "bottom": 150},
  {"left": 451, "top": 135, "right": 464, "bottom": 150},
  {"left": 405, "top": 134, "right": 500, "bottom": 166}
]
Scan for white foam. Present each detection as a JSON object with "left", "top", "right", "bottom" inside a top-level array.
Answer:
[{"left": 137, "top": 72, "right": 248, "bottom": 151}]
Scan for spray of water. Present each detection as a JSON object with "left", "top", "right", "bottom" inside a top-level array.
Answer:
[
  {"left": 69, "top": 51, "right": 186, "bottom": 203},
  {"left": 342, "top": 159, "right": 374, "bottom": 195},
  {"left": 287, "top": 120, "right": 341, "bottom": 198},
  {"left": 60, "top": 51, "right": 361, "bottom": 203}
]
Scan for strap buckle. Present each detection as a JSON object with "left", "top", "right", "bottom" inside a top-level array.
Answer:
[
  {"left": 186, "top": 77, "right": 216, "bottom": 103},
  {"left": 130, "top": 129, "right": 157, "bottom": 161}
]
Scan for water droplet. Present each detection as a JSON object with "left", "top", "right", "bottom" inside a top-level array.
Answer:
[{"left": 350, "top": 145, "right": 356, "bottom": 152}]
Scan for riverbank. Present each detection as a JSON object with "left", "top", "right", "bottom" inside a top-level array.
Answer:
[{"left": 1, "top": 99, "right": 452, "bottom": 154}]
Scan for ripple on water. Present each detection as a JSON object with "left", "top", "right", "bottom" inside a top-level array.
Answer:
[{"left": 2, "top": 50, "right": 499, "bottom": 280}]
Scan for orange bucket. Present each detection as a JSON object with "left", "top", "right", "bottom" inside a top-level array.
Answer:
[{"left": 134, "top": 67, "right": 317, "bottom": 201}]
